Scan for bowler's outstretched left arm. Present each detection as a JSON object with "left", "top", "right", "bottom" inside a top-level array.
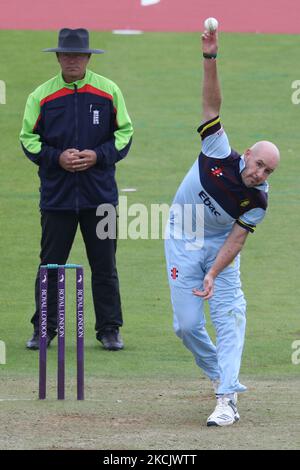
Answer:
[{"left": 193, "top": 224, "right": 249, "bottom": 300}]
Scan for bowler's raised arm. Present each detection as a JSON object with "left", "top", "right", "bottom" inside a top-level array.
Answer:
[{"left": 202, "top": 30, "right": 221, "bottom": 122}]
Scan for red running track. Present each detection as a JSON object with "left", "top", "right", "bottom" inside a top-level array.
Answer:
[{"left": 1, "top": 0, "right": 300, "bottom": 33}]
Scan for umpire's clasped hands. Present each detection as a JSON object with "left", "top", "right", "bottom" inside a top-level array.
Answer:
[{"left": 59, "top": 148, "right": 97, "bottom": 172}]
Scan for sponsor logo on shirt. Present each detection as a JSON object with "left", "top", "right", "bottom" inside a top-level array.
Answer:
[{"left": 240, "top": 199, "right": 250, "bottom": 207}]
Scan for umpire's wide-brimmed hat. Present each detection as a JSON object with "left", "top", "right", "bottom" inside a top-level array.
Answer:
[{"left": 43, "top": 28, "right": 104, "bottom": 54}]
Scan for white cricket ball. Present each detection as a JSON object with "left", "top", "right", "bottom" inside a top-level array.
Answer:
[{"left": 204, "top": 17, "right": 219, "bottom": 32}]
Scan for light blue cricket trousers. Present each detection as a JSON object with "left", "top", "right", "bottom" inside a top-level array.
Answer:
[{"left": 165, "top": 234, "right": 247, "bottom": 395}]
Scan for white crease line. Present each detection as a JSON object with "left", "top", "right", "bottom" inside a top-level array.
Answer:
[
  {"left": 0, "top": 398, "right": 104, "bottom": 402},
  {"left": 112, "top": 30, "right": 143, "bottom": 35},
  {"left": 0, "top": 398, "right": 34, "bottom": 401},
  {"left": 141, "top": 0, "right": 160, "bottom": 5}
]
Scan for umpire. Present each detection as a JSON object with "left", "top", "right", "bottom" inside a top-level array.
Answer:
[{"left": 20, "top": 28, "right": 133, "bottom": 351}]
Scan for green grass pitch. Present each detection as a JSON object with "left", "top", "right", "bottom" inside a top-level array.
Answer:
[{"left": 0, "top": 30, "right": 299, "bottom": 385}]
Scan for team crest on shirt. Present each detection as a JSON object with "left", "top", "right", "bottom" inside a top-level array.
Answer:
[
  {"left": 171, "top": 267, "right": 178, "bottom": 280},
  {"left": 211, "top": 166, "right": 223, "bottom": 177},
  {"left": 240, "top": 199, "right": 250, "bottom": 208}
]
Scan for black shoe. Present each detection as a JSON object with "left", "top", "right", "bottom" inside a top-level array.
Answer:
[
  {"left": 26, "top": 331, "right": 52, "bottom": 350},
  {"left": 97, "top": 329, "right": 124, "bottom": 351}
]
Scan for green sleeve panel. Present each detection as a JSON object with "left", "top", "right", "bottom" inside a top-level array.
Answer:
[
  {"left": 20, "top": 75, "right": 63, "bottom": 155},
  {"left": 112, "top": 84, "right": 133, "bottom": 151},
  {"left": 20, "top": 92, "right": 43, "bottom": 154}
]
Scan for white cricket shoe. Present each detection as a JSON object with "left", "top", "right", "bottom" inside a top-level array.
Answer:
[{"left": 207, "top": 396, "right": 240, "bottom": 427}]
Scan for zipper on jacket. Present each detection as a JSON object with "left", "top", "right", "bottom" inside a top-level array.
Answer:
[{"left": 74, "top": 84, "right": 79, "bottom": 213}]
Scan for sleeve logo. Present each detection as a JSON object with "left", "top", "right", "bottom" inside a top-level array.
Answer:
[{"left": 240, "top": 199, "right": 250, "bottom": 207}]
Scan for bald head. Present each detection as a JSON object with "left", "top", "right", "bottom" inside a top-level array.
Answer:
[{"left": 242, "top": 141, "right": 280, "bottom": 188}]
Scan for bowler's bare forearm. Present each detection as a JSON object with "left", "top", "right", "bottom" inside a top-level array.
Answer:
[
  {"left": 202, "top": 59, "right": 222, "bottom": 121},
  {"left": 201, "top": 30, "right": 221, "bottom": 122},
  {"left": 193, "top": 224, "right": 248, "bottom": 300}
]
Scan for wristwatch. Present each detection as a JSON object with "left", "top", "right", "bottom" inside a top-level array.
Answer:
[{"left": 203, "top": 52, "right": 217, "bottom": 59}]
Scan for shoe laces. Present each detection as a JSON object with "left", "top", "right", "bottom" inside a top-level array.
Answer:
[{"left": 215, "top": 396, "right": 233, "bottom": 413}]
